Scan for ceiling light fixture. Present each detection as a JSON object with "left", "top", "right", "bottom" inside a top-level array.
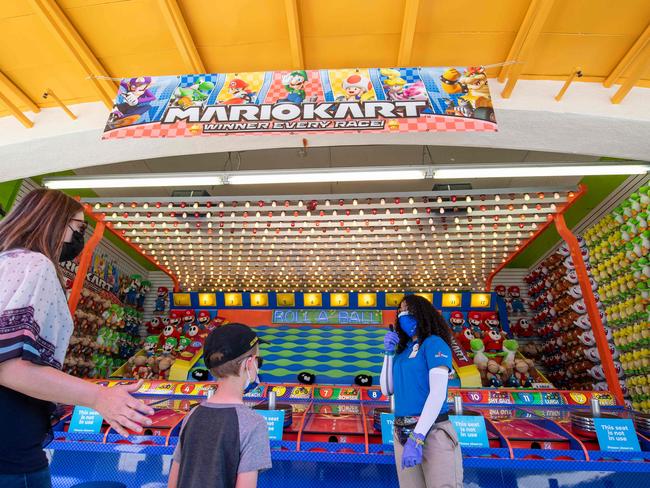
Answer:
[
  {"left": 44, "top": 165, "right": 430, "bottom": 189},
  {"left": 434, "top": 164, "right": 649, "bottom": 179},
  {"left": 43, "top": 163, "right": 648, "bottom": 189}
]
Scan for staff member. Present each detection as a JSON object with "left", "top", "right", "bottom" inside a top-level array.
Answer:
[
  {"left": 380, "top": 294, "right": 463, "bottom": 488},
  {"left": 0, "top": 189, "right": 155, "bottom": 488}
]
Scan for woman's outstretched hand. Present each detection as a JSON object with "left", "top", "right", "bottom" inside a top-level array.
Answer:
[{"left": 92, "top": 380, "right": 155, "bottom": 437}]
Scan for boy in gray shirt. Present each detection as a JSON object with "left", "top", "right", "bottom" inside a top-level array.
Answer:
[{"left": 168, "top": 323, "right": 272, "bottom": 488}]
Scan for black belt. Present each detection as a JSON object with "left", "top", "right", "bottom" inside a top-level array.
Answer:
[
  {"left": 394, "top": 414, "right": 449, "bottom": 446},
  {"left": 394, "top": 413, "right": 448, "bottom": 426}
]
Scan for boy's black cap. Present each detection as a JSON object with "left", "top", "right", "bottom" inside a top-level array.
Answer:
[{"left": 203, "top": 323, "right": 267, "bottom": 369}]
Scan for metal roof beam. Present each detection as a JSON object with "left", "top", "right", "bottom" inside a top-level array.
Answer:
[
  {"left": 158, "top": 0, "right": 206, "bottom": 73},
  {"left": 501, "top": 0, "right": 555, "bottom": 98},
  {"left": 397, "top": 0, "right": 420, "bottom": 66},
  {"left": 604, "top": 23, "right": 650, "bottom": 88},
  {"left": 284, "top": 0, "right": 304, "bottom": 69},
  {"left": 0, "top": 71, "right": 40, "bottom": 114},
  {"left": 28, "top": 0, "right": 116, "bottom": 109}
]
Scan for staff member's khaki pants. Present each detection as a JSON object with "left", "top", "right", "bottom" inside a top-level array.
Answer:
[{"left": 393, "top": 421, "right": 463, "bottom": 488}]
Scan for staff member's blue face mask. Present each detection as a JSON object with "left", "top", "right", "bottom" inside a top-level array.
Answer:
[{"left": 397, "top": 311, "right": 418, "bottom": 337}]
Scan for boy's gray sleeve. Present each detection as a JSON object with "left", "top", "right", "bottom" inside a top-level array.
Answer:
[
  {"left": 172, "top": 438, "right": 182, "bottom": 463},
  {"left": 172, "top": 407, "right": 196, "bottom": 463},
  {"left": 238, "top": 413, "right": 272, "bottom": 473}
]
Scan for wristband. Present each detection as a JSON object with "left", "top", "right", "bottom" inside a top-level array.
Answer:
[{"left": 409, "top": 432, "right": 425, "bottom": 447}]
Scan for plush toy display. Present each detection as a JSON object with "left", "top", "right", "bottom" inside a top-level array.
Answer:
[
  {"left": 470, "top": 339, "right": 489, "bottom": 380},
  {"left": 455, "top": 328, "right": 475, "bottom": 351},
  {"left": 485, "top": 360, "right": 505, "bottom": 387},
  {"left": 449, "top": 311, "right": 466, "bottom": 333},
  {"left": 584, "top": 186, "right": 649, "bottom": 411},
  {"left": 64, "top": 285, "right": 146, "bottom": 379},
  {"left": 483, "top": 329, "right": 504, "bottom": 353},
  {"left": 525, "top": 217, "right": 632, "bottom": 397}
]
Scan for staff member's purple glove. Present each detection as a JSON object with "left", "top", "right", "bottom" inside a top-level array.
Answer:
[
  {"left": 402, "top": 432, "right": 425, "bottom": 469},
  {"left": 383, "top": 331, "right": 399, "bottom": 353}
]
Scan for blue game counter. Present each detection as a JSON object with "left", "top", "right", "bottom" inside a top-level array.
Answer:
[{"left": 46, "top": 381, "right": 650, "bottom": 488}]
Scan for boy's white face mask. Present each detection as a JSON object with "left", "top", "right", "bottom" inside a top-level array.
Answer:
[{"left": 243, "top": 357, "right": 259, "bottom": 394}]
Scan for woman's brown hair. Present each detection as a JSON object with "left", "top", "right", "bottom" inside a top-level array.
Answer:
[{"left": 0, "top": 189, "right": 83, "bottom": 283}]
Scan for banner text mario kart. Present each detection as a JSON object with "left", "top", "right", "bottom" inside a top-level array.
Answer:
[{"left": 103, "top": 67, "right": 497, "bottom": 138}]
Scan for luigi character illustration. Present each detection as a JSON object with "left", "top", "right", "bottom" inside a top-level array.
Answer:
[{"left": 278, "top": 70, "right": 318, "bottom": 103}]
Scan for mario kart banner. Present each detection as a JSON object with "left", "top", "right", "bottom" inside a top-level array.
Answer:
[{"left": 102, "top": 66, "right": 496, "bottom": 139}]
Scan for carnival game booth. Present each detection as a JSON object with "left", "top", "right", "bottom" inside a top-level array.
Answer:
[{"left": 31, "top": 183, "right": 649, "bottom": 487}]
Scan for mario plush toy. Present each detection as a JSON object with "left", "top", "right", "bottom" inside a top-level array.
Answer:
[
  {"left": 197, "top": 310, "right": 211, "bottom": 327},
  {"left": 508, "top": 286, "right": 526, "bottom": 314},
  {"left": 154, "top": 286, "right": 169, "bottom": 312},
  {"left": 182, "top": 310, "right": 195, "bottom": 332},
  {"left": 169, "top": 310, "right": 183, "bottom": 329},
  {"left": 467, "top": 311, "right": 484, "bottom": 336},
  {"left": 449, "top": 311, "right": 466, "bottom": 333}
]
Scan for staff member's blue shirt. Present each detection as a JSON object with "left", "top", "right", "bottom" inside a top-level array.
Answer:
[{"left": 393, "top": 335, "right": 453, "bottom": 417}]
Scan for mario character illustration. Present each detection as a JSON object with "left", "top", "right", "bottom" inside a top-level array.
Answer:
[
  {"left": 172, "top": 78, "right": 215, "bottom": 108},
  {"left": 154, "top": 287, "right": 169, "bottom": 312},
  {"left": 107, "top": 77, "right": 156, "bottom": 129},
  {"left": 449, "top": 311, "right": 465, "bottom": 333},
  {"left": 336, "top": 74, "right": 374, "bottom": 102},
  {"left": 278, "top": 70, "right": 318, "bottom": 103},
  {"left": 221, "top": 78, "right": 255, "bottom": 104}
]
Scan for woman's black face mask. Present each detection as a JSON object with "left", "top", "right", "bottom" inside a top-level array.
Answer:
[{"left": 59, "top": 227, "right": 85, "bottom": 262}]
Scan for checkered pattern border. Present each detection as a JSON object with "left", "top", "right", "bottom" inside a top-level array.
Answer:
[{"left": 102, "top": 115, "right": 497, "bottom": 139}]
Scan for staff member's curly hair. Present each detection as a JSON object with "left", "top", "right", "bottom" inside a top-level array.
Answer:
[{"left": 394, "top": 294, "right": 453, "bottom": 354}]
